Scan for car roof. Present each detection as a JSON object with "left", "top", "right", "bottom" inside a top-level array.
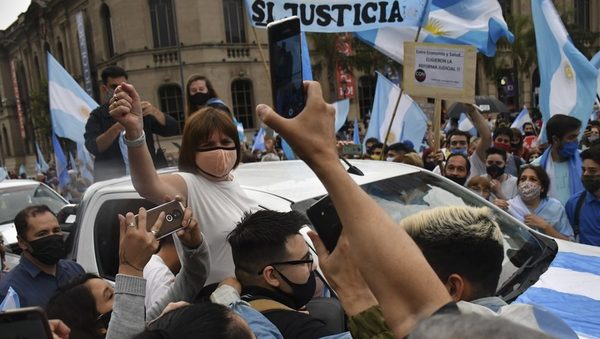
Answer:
[{"left": 0, "top": 179, "right": 42, "bottom": 189}]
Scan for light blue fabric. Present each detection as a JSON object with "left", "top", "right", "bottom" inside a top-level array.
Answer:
[
  {"left": 536, "top": 146, "right": 583, "bottom": 205},
  {"left": 231, "top": 300, "right": 284, "bottom": 339},
  {"left": 507, "top": 195, "right": 574, "bottom": 239}
]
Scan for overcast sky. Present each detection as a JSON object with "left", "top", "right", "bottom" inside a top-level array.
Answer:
[{"left": 0, "top": 0, "right": 32, "bottom": 30}]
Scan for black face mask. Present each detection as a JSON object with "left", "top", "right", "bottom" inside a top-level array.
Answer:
[
  {"left": 446, "top": 175, "right": 467, "bottom": 186},
  {"left": 27, "top": 234, "right": 65, "bottom": 265},
  {"left": 424, "top": 161, "right": 437, "bottom": 171},
  {"left": 524, "top": 131, "right": 535, "bottom": 136},
  {"left": 274, "top": 269, "right": 316, "bottom": 309},
  {"left": 97, "top": 311, "right": 112, "bottom": 330},
  {"left": 190, "top": 92, "right": 212, "bottom": 111},
  {"left": 582, "top": 175, "right": 600, "bottom": 194},
  {"left": 486, "top": 164, "right": 505, "bottom": 179},
  {"left": 511, "top": 141, "right": 522, "bottom": 149}
]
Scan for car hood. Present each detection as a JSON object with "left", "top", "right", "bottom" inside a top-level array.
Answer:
[{"left": 515, "top": 239, "right": 600, "bottom": 338}]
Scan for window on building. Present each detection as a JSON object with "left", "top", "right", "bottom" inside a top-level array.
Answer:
[
  {"left": 574, "top": 0, "right": 590, "bottom": 31},
  {"left": 2, "top": 125, "right": 10, "bottom": 157},
  {"left": 498, "top": 0, "right": 512, "bottom": 16},
  {"left": 223, "top": 0, "right": 246, "bottom": 43},
  {"left": 149, "top": 0, "right": 177, "bottom": 48},
  {"left": 158, "top": 84, "right": 184, "bottom": 133},
  {"left": 56, "top": 41, "right": 65, "bottom": 65},
  {"left": 231, "top": 79, "right": 254, "bottom": 128},
  {"left": 101, "top": 4, "right": 116, "bottom": 57},
  {"left": 358, "top": 75, "right": 376, "bottom": 122}
]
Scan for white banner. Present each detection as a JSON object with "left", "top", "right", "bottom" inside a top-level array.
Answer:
[{"left": 245, "top": 0, "right": 430, "bottom": 32}]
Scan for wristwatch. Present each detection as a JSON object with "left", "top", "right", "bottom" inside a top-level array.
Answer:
[{"left": 123, "top": 131, "right": 146, "bottom": 148}]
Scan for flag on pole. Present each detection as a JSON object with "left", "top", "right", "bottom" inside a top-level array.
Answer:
[
  {"left": 77, "top": 142, "right": 94, "bottom": 183},
  {"left": 35, "top": 143, "right": 50, "bottom": 173},
  {"left": 47, "top": 52, "right": 98, "bottom": 144},
  {"left": 353, "top": 117, "right": 361, "bottom": 145},
  {"left": 457, "top": 113, "right": 477, "bottom": 135},
  {"left": 251, "top": 128, "right": 266, "bottom": 152},
  {"left": 334, "top": 99, "right": 350, "bottom": 132},
  {"left": 52, "top": 132, "right": 70, "bottom": 190},
  {"left": 533, "top": 0, "right": 598, "bottom": 142},
  {"left": 511, "top": 106, "right": 532, "bottom": 130},
  {"left": 364, "top": 73, "right": 429, "bottom": 149},
  {"left": 355, "top": 0, "right": 513, "bottom": 63}
]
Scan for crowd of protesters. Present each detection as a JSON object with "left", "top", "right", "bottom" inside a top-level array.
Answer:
[{"left": 0, "top": 71, "right": 598, "bottom": 339}]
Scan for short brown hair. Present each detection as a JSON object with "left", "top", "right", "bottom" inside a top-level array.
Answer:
[
  {"left": 185, "top": 74, "right": 218, "bottom": 116},
  {"left": 178, "top": 107, "right": 241, "bottom": 175},
  {"left": 14, "top": 205, "right": 55, "bottom": 238}
]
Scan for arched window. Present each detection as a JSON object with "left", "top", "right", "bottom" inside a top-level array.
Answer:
[
  {"left": 358, "top": 75, "right": 376, "bottom": 122},
  {"left": 574, "top": 0, "right": 590, "bottom": 31},
  {"left": 149, "top": 0, "right": 176, "bottom": 48},
  {"left": 56, "top": 41, "right": 65, "bottom": 65},
  {"left": 223, "top": 0, "right": 246, "bottom": 43},
  {"left": 2, "top": 125, "right": 11, "bottom": 157},
  {"left": 231, "top": 79, "right": 254, "bottom": 128},
  {"left": 101, "top": 4, "right": 116, "bottom": 57},
  {"left": 158, "top": 84, "right": 184, "bottom": 133}
]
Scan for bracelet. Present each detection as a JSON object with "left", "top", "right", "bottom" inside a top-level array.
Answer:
[
  {"left": 123, "top": 130, "right": 146, "bottom": 148},
  {"left": 119, "top": 257, "right": 144, "bottom": 272}
]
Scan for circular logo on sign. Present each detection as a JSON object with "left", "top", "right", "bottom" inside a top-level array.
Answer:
[{"left": 415, "top": 69, "right": 426, "bottom": 82}]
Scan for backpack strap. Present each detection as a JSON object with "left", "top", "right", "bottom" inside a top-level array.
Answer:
[
  {"left": 249, "top": 299, "right": 293, "bottom": 313},
  {"left": 573, "top": 191, "right": 587, "bottom": 237}
]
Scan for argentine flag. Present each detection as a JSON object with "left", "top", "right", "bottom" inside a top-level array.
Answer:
[
  {"left": 334, "top": 99, "right": 350, "bottom": 132},
  {"left": 364, "top": 72, "right": 428, "bottom": 148},
  {"left": 35, "top": 143, "right": 50, "bottom": 173},
  {"left": 251, "top": 128, "right": 266, "bottom": 153},
  {"left": 533, "top": 0, "right": 598, "bottom": 141},
  {"left": 48, "top": 52, "right": 98, "bottom": 144},
  {"left": 356, "top": 0, "right": 513, "bottom": 63},
  {"left": 511, "top": 106, "right": 532, "bottom": 131}
]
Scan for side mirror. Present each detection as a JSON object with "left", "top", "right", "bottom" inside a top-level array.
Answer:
[{"left": 57, "top": 204, "right": 78, "bottom": 228}]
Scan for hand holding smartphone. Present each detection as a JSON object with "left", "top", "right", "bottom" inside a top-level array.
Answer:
[
  {"left": 306, "top": 196, "right": 343, "bottom": 253},
  {"left": 268, "top": 16, "right": 305, "bottom": 119},
  {"left": 135, "top": 200, "right": 186, "bottom": 239}
]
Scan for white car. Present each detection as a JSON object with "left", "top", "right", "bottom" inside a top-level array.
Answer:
[
  {"left": 0, "top": 180, "right": 69, "bottom": 252},
  {"left": 63, "top": 160, "right": 600, "bottom": 338}
]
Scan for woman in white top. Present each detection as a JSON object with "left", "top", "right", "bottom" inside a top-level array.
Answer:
[{"left": 109, "top": 83, "right": 257, "bottom": 284}]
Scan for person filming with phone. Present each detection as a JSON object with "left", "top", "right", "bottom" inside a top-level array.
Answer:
[{"left": 109, "top": 83, "right": 258, "bottom": 285}]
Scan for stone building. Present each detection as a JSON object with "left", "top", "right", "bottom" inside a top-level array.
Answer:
[{"left": 0, "top": 0, "right": 598, "bottom": 174}]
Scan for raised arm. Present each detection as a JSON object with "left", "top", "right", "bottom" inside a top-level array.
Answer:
[
  {"left": 257, "top": 82, "right": 451, "bottom": 338},
  {"left": 467, "top": 105, "right": 491, "bottom": 162},
  {"left": 84, "top": 109, "right": 124, "bottom": 155},
  {"left": 110, "top": 83, "right": 186, "bottom": 204}
]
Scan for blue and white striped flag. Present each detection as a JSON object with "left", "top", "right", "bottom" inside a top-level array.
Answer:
[
  {"left": 353, "top": 117, "right": 361, "bottom": 145},
  {"left": 251, "top": 128, "right": 266, "bottom": 153},
  {"left": 334, "top": 99, "right": 350, "bottom": 132},
  {"left": 77, "top": 142, "right": 94, "bottom": 183},
  {"left": 457, "top": 112, "right": 477, "bottom": 136},
  {"left": 533, "top": 0, "right": 598, "bottom": 142},
  {"left": 365, "top": 73, "right": 429, "bottom": 149},
  {"left": 0, "top": 287, "right": 20, "bottom": 311},
  {"left": 511, "top": 106, "right": 532, "bottom": 131},
  {"left": 52, "top": 132, "right": 70, "bottom": 190},
  {"left": 0, "top": 167, "right": 8, "bottom": 182},
  {"left": 355, "top": 0, "right": 514, "bottom": 63},
  {"left": 48, "top": 52, "right": 98, "bottom": 144},
  {"left": 35, "top": 142, "right": 50, "bottom": 173}
]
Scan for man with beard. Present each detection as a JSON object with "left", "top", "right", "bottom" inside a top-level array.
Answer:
[
  {"left": 0, "top": 205, "right": 84, "bottom": 308},
  {"left": 442, "top": 153, "right": 471, "bottom": 186}
]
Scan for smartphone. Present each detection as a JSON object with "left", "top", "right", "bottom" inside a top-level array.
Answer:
[
  {"left": 342, "top": 144, "right": 362, "bottom": 157},
  {"left": 306, "top": 195, "right": 342, "bottom": 253},
  {"left": 267, "top": 16, "right": 305, "bottom": 118},
  {"left": 0, "top": 307, "right": 53, "bottom": 338},
  {"left": 136, "top": 200, "right": 186, "bottom": 240}
]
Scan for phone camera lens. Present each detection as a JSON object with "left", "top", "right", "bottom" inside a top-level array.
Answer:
[
  {"left": 166, "top": 214, "right": 174, "bottom": 222},
  {"left": 172, "top": 210, "right": 182, "bottom": 219}
]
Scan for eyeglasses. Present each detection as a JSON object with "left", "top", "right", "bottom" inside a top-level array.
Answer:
[{"left": 257, "top": 253, "right": 314, "bottom": 275}]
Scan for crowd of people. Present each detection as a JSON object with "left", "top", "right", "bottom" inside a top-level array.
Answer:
[{"left": 0, "top": 68, "right": 598, "bottom": 339}]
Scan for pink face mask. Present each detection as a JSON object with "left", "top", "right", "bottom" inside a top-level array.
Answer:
[{"left": 195, "top": 147, "right": 237, "bottom": 179}]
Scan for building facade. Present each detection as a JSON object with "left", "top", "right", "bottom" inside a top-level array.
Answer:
[{"left": 0, "top": 0, "right": 598, "bottom": 174}]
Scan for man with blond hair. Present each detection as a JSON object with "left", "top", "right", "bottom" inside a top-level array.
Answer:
[{"left": 400, "top": 206, "right": 577, "bottom": 338}]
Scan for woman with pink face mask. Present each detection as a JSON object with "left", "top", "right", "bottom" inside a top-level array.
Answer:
[{"left": 109, "top": 83, "right": 258, "bottom": 285}]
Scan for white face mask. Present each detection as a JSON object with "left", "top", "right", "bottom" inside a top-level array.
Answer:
[{"left": 386, "top": 157, "right": 395, "bottom": 162}]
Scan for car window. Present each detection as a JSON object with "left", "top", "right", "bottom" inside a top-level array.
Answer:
[
  {"left": 292, "top": 171, "right": 553, "bottom": 298},
  {"left": 0, "top": 184, "right": 66, "bottom": 224},
  {"left": 94, "top": 198, "right": 156, "bottom": 281}
]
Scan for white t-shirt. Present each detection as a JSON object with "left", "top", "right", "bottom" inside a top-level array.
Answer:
[
  {"left": 482, "top": 173, "right": 518, "bottom": 199},
  {"left": 176, "top": 172, "right": 259, "bottom": 285},
  {"left": 143, "top": 254, "right": 175, "bottom": 310},
  {"left": 531, "top": 156, "right": 571, "bottom": 205}
]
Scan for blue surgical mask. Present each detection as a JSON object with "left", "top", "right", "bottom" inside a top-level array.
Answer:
[
  {"left": 451, "top": 148, "right": 468, "bottom": 156},
  {"left": 558, "top": 141, "right": 579, "bottom": 158}
]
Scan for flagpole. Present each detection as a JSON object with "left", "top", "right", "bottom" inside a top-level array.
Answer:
[{"left": 379, "top": 1, "right": 429, "bottom": 159}]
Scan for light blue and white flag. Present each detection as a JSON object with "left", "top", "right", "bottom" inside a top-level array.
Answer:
[
  {"left": 52, "top": 132, "right": 70, "bottom": 190},
  {"left": 590, "top": 51, "right": 600, "bottom": 69},
  {"left": 0, "top": 167, "right": 8, "bottom": 182},
  {"left": 35, "top": 143, "right": 50, "bottom": 173},
  {"left": 334, "top": 99, "right": 350, "bottom": 132},
  {"left": 511, "top": 106, "right": 532, "bottom": 130},
  {"left": 281, "top": 139, "right": 296, "bottom": 160},
  {"left": 76, "top": 142, "right": 94, "bottom": 183},
  {"left": 457, "top": 112, "right": 477, "bottom": 136},
  {"left": 533, "top": 0, "right": 598, "bottom": 142},
  {"left": 364, "top": 72, "right": 428, "bottom": 148},
  {"left": 355, "top": 0, "right": 514, "bottom": 63},
  {"left": 18, "top": 164, "right": 26, "bottom": 177},
  {"left": 0, "top": 287, "right": 20, "bottom": 311},
  {"left": 48, "top": 52, "right": 98, "bottom": 144},
  {"left": 353, "top": 117, "right": 361, "bottom": 145},
  {"left": 251, "top": 128, "right": 266, "bottom": 152},
  {"left": 244, "top": 0, "right": 430, "bottom": 32}
]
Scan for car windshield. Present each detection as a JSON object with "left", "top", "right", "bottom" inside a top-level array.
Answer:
[
  {"left": 292, "top": 170, "right": 555, "bottom": 298},
  {"left": 0, "top": 184, "right": 66, "bottom": 224}
]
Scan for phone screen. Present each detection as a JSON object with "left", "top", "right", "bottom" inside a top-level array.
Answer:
[
  {"left": 136, "top": 200, "right": 185, "bottom": 240},
  {"left": 268, "top": 17, "right": 305, "bottom": 118},
  {"left": 306, "top": 196, "right": 343, "bottom": 253}
]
